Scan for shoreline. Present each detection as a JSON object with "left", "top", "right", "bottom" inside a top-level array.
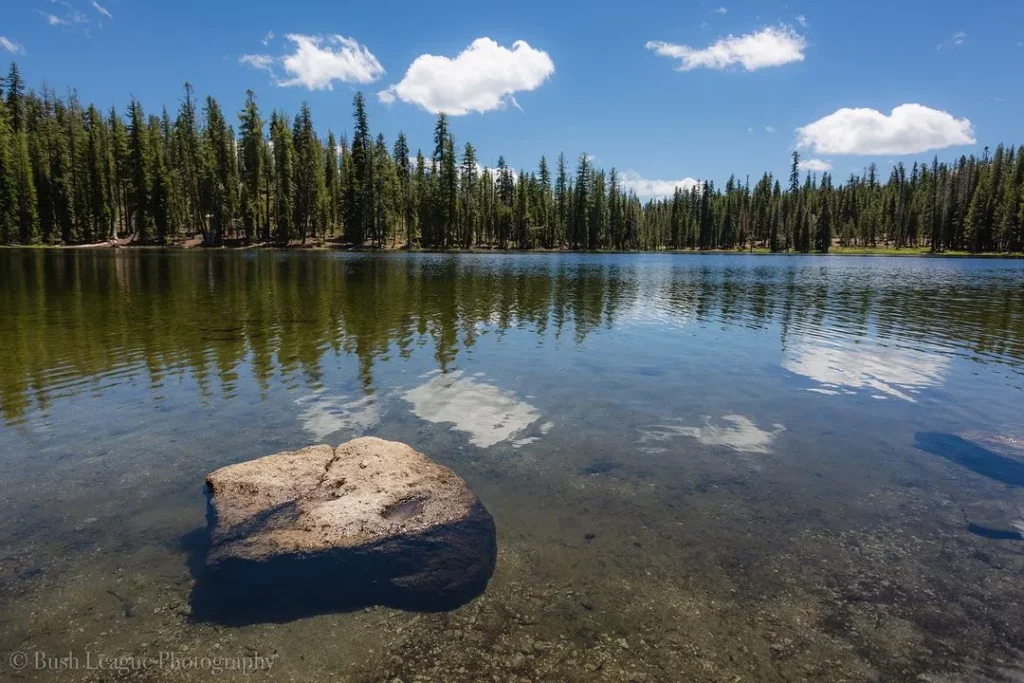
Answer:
[{"left": 2, "top": 241, "right": 1022, "bottom": 259}]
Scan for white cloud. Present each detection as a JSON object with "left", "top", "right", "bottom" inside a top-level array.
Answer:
[
  {"left": 0, "top": 36, "right": 25, "bottom": 54},
  {"left": 240, "top": 34, "right": 384, "bottom": 90},
  {"left": 37, "top": 3, "right": 90, "bottom": 29},
  {"left": 796, "top": 104, "right": 976, "bottom": 155},
  {"left": 620, "top": 171, "right": 700, "bottom": 199},
  {"left": 278, "top": 34, "right": 384, "bottom": 89},
  {"left": 715, "top": 6, "right": 728, "bottom": 13},
  {"left": 646, "top": 24, "right": 806, "bottom": 71},
  {"left": 39, "top": 11, "right": 68, "bottom": 26},
  {"left": 938, "top": 31, "right": 968, "bottom": 50},
  {"left": 91, "top": 2, "right": 112, "bottom": 19},
  {"left": 765, "top": 125, "right": 776, "bottom": 133},
  {"left": 799, "top": 158, "right": 832, "bottom": 172},
  {"left": 378, "top": 37, "right": 554, "bottom": 115},
  {"left": 796, "top": 14, "right": 808, "bottom": 28},
  {"left": 239, "top": 54, "right": 274, "bottom": 71}
]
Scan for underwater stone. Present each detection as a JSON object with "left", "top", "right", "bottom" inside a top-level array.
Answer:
[{"left": 202, "top": 437, "right": 497, "bottom": 612}]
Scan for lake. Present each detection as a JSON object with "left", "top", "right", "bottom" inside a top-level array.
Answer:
[{"left": 1, "top": 250, "right": 1023, "bottom": 682}]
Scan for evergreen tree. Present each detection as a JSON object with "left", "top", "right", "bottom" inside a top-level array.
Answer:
[
  {"left": 238, "top": 90, "right": 265, "bottom": 243},
  {"left": 126, "top": 98, "right": 151, "bottom": 241},
  {"left": 269, "top": 111, "right": 294, "bottom": 242},
  {"left": 393, "top": 132, "right": 412, "bottom": 246},
  {"left": 201, "top": 96, "right": 238, "bottom": 244},
  {"left": 346, "top": 92, "right": 371, "bottom": 245}
]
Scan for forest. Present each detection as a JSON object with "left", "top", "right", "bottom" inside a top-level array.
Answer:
[{"left": 0, "top": 61, "right": 1022, "bottom": 253}]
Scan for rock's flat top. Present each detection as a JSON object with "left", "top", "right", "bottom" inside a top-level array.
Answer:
[{"left": 206, "top": 437, "right": 482, "bottom": 561}]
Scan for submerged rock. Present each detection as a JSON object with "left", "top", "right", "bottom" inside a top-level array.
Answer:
[
  {"left": 195, "top": 437, "right": 496, "bottom": 622},
  {"left": 963, "top": 500, "right": 1024, "bottom": 541}
]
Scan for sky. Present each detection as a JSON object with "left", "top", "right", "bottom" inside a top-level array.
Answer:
[{"left": 1, "top": 0, "right": 1022, "bottom": 197}]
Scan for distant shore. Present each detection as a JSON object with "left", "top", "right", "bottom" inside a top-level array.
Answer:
[{"left": 2, "top": 239, "right": 1022, "bottom": 258}]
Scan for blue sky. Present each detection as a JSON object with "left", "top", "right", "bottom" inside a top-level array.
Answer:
[{"left": 2, "top": 0, "right": 1022, "bottom": 196}]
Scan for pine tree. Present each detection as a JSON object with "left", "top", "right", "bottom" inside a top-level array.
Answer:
[
  {"left": 269, "top": 111, "right": 294, "bottom": 242},
  {"left": 346, "top": 92, "right": 371, "bottom": 245},
  {"left": 238, "top": 90, "right": 264, "bottom": 243},
  {"left": 174, "top": 83, "right": 205, "bottom": 238},
  {"left": 291, "top": 102, "right": 325, "bottom": 242},
  {"left": 201, "top": 96, "right": 238, "bottom": 244},
  {"left": 537, "top": 155, "right": 552, "bottom": 247},
  {"left": 412, "top": 150, "right": 427, "bottom": 246},
  {"left": 572, "top": 153, "right": 590, "bottom": 250},
  {"left": 817, "top": 173, "right": 832, "bottom": 253},
  {"left": 460, "top": 142, "right": 478, "bottom": 248},
  {"left": 554, "top": 152, "right": 568, "bottom": 248},
  {"left": 127, "top": 97, "right": 151, "bottom": 241},
  {"left": 393, "top": 132, "right": 411, "bottom": 246},
  {"left": 147, "top": 114, "right": 171, "bottom": 241},
  {"left": 324, "top": 131, "right": 341, "bottom": 239},
  {"left": 0, "top": 94, "right": 16, "bottom": 242},
  {"left": 83, "top": 105, "right": 112, "bottom": 242}
]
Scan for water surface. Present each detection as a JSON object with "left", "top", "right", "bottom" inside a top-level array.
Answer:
[{"left": 2, "top": 251, "right": 1024, "bottom": 682}]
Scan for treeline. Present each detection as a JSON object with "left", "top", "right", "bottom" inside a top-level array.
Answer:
[{"left": 1, "top": 61, "right": 1022, "bottom": 252}]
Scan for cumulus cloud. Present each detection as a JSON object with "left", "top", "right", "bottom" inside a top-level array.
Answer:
[
  {"left": 279, "top": 34, "right": 384, "bottom": 89},
  {"left": 620, "top": 172, "right": 700, "bottom": 199},
  {"left": 646, "top": 24, "right": 806, "bottom": 71},
  {"left": 796, "top": 104, "right": 976, "bottom": 155},
  {"left": 796, "top": 14, "right": 808, "bottom": 27},
  {"left": 91, "top": 1, "right": 112, "bottom": 19},
  {"left": 765, "top": 125, "right": 776, "bottom": 133},
  {"left": 0, "top": 36, "right": 25, "bottom": 54},
  {"left": 261, "top": 31, "right": 274, "bottom": 46},
  {"left": 240, "top": 34, "right": 384, "bottom": 90},
  {"left": 714, "top": 6, "right": 728, "bottom": 13},
  {"left": 378, "top": 37, "right": 555, "bottom": 115},
  {"left": 799, "top": 158, "right": 832, "bottom": 172}
]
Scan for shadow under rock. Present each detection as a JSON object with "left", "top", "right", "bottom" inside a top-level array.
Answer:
[
  {"left": 178, "top": 494, "right": 496, "bottom": 626},
  {"left": 914, "top": 432, "right": 1024, "bottom": 488}
]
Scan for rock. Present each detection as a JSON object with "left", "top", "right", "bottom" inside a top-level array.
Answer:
[{"left": 192, "top": 437, "right": 497, "bottom": 622}]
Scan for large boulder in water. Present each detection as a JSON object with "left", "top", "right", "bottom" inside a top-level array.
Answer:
[{"left": 194, "top": 437, "right": 496, "bottom": 622}]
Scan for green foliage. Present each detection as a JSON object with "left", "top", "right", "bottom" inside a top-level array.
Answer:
[{"left": 1, "top": 61, "right": 1022, "bottom": 254}]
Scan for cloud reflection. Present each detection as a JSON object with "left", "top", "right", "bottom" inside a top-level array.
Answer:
[
  {"left": 296, "top": 391, "right": 381, "bottom": 440},
  {"left": 783, "top": 339, "right": 950, "bottom": 402},
  {"left": 641, "top": 414, "right": 785, "bottom": 454},
  {"left": 403, "top": 371, "right": 541, "bottom": 448}
]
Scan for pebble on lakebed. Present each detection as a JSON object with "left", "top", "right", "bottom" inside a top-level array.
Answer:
[{"left": 193, "top": 437, "right": 497, "bottom": 622}]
